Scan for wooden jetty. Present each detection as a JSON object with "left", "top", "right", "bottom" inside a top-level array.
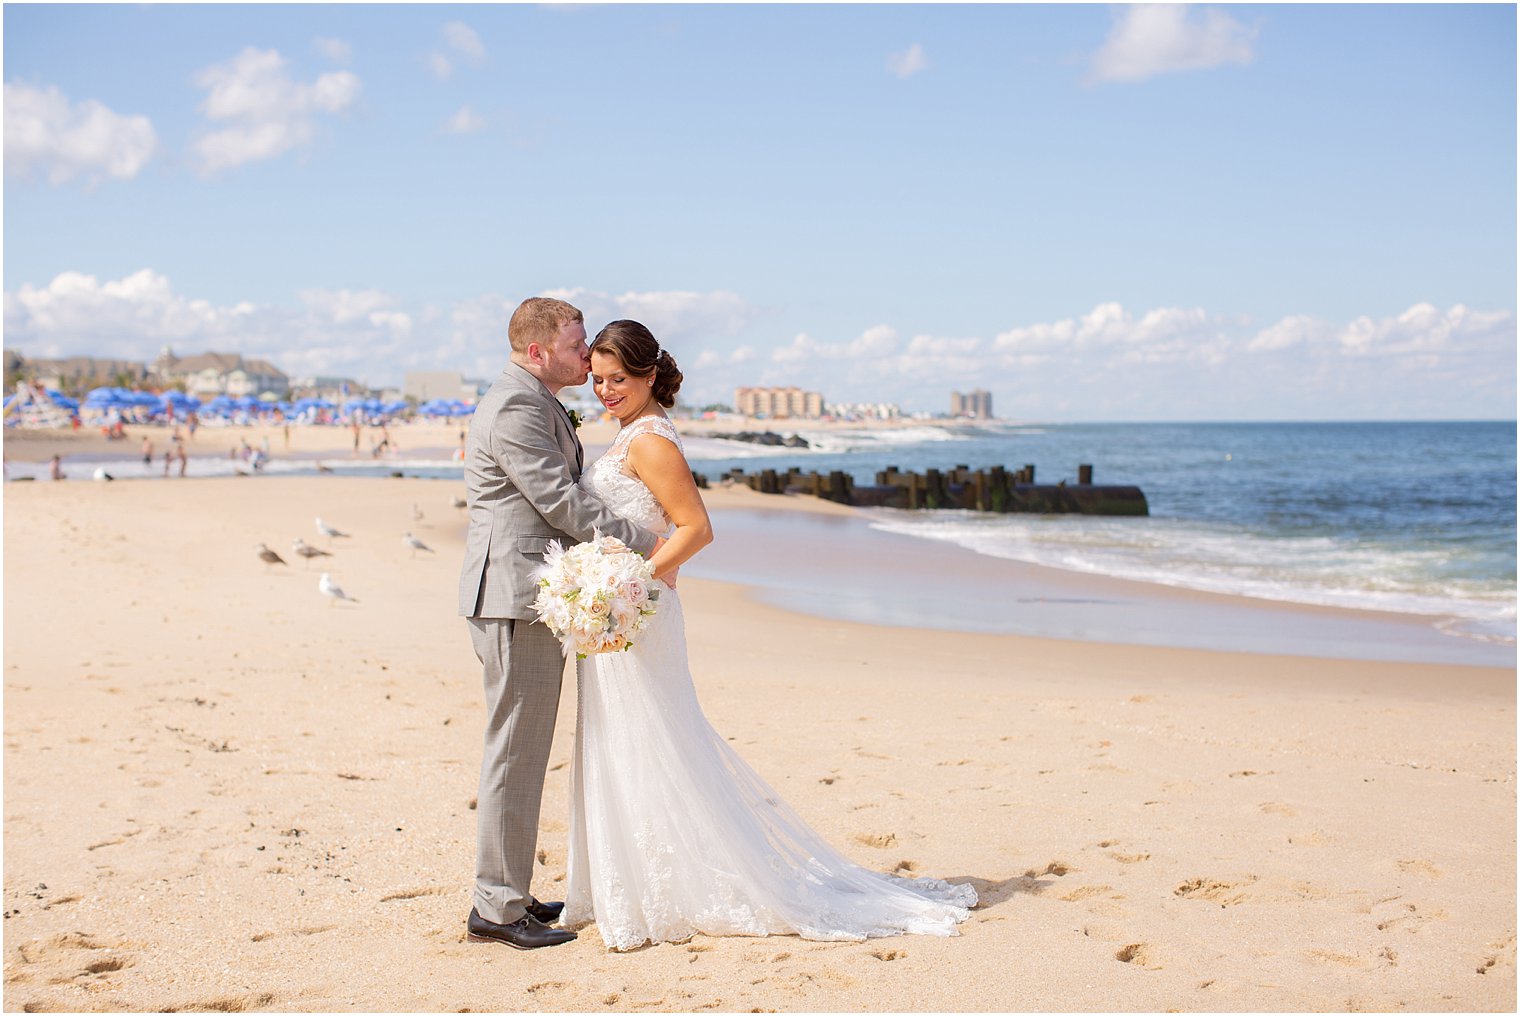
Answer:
[{"left": 691, "top": 463, "right": 1148, "bottom": 516}]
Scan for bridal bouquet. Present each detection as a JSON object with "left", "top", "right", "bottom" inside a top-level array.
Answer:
[{"left": 532, "top": 532, "right": 659, "bottom": 658}]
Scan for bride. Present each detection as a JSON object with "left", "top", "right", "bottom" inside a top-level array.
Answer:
[{"left": 562, "top": 319, "right": 977, "bottom": 951}]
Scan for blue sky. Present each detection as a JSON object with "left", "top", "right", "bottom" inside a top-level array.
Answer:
[{"left": 4, "top": 3, "right": 1515, "bottom": 419}]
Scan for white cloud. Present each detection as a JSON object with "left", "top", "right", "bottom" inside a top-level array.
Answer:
[
  {"left": 8, "top": 272, "right": 1511, "bottom": 418},
  {"left": 1247, "top": 314, "right": 1324, "bottom": 352},
  {"left": 3, "top": 82, "right": 157, "bottom": 186},
  {"left": 191, "top": 47, "right": 360, "bottom": 173},
  {"left": 993, "top": 302, "right": 1220, "bottom": 361},
  {"left": 770, "top": 325, "right": 902, "bottom": 364},
  {"left": 540, "top": 288, "right": 758, "bottom": 356},
  {"left": 1089, "top": 4, "right": 1257, "bottom": 85},
  {"left": 694, "top": 345, "right": 758, "bottom": 370},
  {"left": 1244, "top": 304, "right": 1514, "bottom": 363},
  {"left": 297, "top": 287, "right": 396, "bottom": 324},
  {"left": 888, "top": 43, "right": 929, "bottom": 80},
  {"left": 443, "top": 22, "right": 486, "bottom": 63},
  {"left": 2, "top": 269, "right": 441, "bottom": 383},
  {"left": 429, "top": 21, "right": 485, "bottom": 79},
  {"left": 443, "top": 105, "right": 486, "bottom": 134},
  {"left": 314, "top": 37, "right": 352, "bottom": 64}
]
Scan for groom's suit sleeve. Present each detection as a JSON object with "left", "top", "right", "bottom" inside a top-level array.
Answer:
[{"left": 492, "top": 391, "right": 658, "bottom": 557}]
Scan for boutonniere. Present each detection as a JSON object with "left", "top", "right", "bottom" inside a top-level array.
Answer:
[{"left": 567, "top": 409, "right": 583, "bottom": 430}]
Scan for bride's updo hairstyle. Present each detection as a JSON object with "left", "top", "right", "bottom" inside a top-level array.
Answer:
[{"left": 591, "top": 319, "right": 684, "bottom": 409}]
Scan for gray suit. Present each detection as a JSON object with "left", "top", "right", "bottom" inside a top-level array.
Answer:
[{"left": 459, "top": 361, "right": 656, "bottom": 925}]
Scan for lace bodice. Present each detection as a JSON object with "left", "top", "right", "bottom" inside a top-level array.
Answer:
[{"left": 582, "top": 415, "right": 683, "bottom": 537}]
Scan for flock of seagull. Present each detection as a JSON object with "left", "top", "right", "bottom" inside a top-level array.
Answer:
[{"left": 254, "top": 500, "right": 460, "bottom": 607}]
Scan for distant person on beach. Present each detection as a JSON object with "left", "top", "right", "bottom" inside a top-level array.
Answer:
[
  {"left": 458, "top": 296, "right": 664, "bottom": 951},
  {"left": 177, "top": 444, "right": 188, "bottom": 477},
  {"left": 50, "top": 455, "right": 65, "bottom": 481},
  {"left": 142, "top": 437, "right": 154, "bottom": 468}
]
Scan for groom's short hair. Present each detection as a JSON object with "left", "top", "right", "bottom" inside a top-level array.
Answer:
[{"left": 509, "top": 297, "right": 583, "bottom": 353}]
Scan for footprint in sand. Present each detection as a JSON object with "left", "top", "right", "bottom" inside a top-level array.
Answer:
[
  {"left": 1059, "top": 884, "right": 1116, "bottom": 902},
  {"left": 1174, "top": 876, "right": 1256, "bottom": 907},
  {"left": 166, "top": 991, "right": 277, "bottom": 1011},
  {"left": 1308, "top": 948, "right": 1368, "bottom": 969},
  {"left": 1114, "top": 942, "right": 1160, "bottom": 968},
  {"left": 852, "top": 832, "right": 897, "bottom": 849},
  {"left": 871, "top": 949, "right": 906, "bottom": 961},
  {"left": 1394, "top": 858, "right": 1442, "bottom": 879},
  {"left": 1478, "top": 932, "right": 1516, "bottom": 976},
  {"left": 380, "top": 886, "right": 448, "bottom": 902},
  {"left": 527, "top": 981, "right": 570, "bottom": 994},
  {"left": 1258, "top": 802, "right": 1296, "bottom": 817}
]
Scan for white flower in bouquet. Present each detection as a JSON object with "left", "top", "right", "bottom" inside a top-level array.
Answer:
[{"left": 532, "top": 531, "right": 659, "bottom": 658}]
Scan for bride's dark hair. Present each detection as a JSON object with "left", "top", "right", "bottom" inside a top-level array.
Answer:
[{"left": 591, "top": 320, "right": 683, "bottom": 409}]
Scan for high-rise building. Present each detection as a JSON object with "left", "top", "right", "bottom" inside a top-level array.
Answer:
[
  {"left": 735, "top": 386, "right": 826, "bottom": 419},
  {"left": 950, "top": 389, "right": 993, "bottom": 419}
]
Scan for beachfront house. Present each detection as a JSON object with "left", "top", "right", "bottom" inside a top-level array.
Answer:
[
  {"left": 5, "top": 350, "right": 150, "bottom": 394},
  {"left": 152, "top": 348, "right": 289, "bottom": 400}
]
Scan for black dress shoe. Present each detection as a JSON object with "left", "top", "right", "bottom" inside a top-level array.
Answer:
[
  {"left": 467, "top": 908, "right": 577, "bottom": 949},
  {"left": 525, "top": 897, "right": 565, "bottom": 925}
]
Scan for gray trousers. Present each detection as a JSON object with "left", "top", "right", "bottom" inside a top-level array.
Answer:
[{"left": 467, "top": 617, "right": 566, "bottom": 925}]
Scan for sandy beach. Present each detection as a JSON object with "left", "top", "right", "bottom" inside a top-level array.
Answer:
[{"left": 3, "top": 469, "right": 1514, "bottom": 1012}]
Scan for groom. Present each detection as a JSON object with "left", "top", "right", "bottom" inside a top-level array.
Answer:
[{"left": 458, "top": 296, "right": 662, "bottom": 949}]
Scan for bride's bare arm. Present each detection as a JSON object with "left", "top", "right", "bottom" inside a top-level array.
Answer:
[{"left": 626, "top": 433, "right": 712, "bottom": 585}]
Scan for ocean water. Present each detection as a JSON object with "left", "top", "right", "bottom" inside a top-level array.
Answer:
[
  {"left": 685, "top": 421, "right": 1517, "bottom": 649},
  {"left": 14, "top": 419, "right": 1514, "bottom": 652}
]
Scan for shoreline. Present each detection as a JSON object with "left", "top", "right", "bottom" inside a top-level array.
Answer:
[
  {"left": 686, "top": 494, "right": 1513, "bottom": 669},
  {"left": 3, "top": 474, "right": 1513, "bottom": 1011},
  {"left": 5, "top": 450, "right": 1511, "bottom": 665}
]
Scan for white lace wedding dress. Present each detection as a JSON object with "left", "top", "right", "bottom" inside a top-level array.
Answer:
[{"left": 563, "top": 414, "right": 977, "bottom": 951}]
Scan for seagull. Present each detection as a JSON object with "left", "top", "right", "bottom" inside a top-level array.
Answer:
[
  {"left": 256, "top": 543, "right": 287, "bottom": 570},
  {"left": 319, "top": 572, "right": 358, "bottom": 607},
  {"left": 451, "top": 495, "right": 467, "bottom": 509},
  {"left": 412, "top": 502, "right": 425, "bottom": 523},
  {"left": 291, "top": 537, "right": 333, "bottom": 569},
  {"left": 316, "top": 517, "right": 350, "bottom": 541},
  {"left": 403, "top": 532, "right": 435, "bottom": 557},
  {"left": 92, "top": 468, "right": 114, "bottom": 482},
  {"left": 316, "top": 462, "right": 334, "bottom": 474}
]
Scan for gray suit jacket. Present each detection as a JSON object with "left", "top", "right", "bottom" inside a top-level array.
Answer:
[{"left": 458, "top": 362, "right": 658, "bottom": 619}]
